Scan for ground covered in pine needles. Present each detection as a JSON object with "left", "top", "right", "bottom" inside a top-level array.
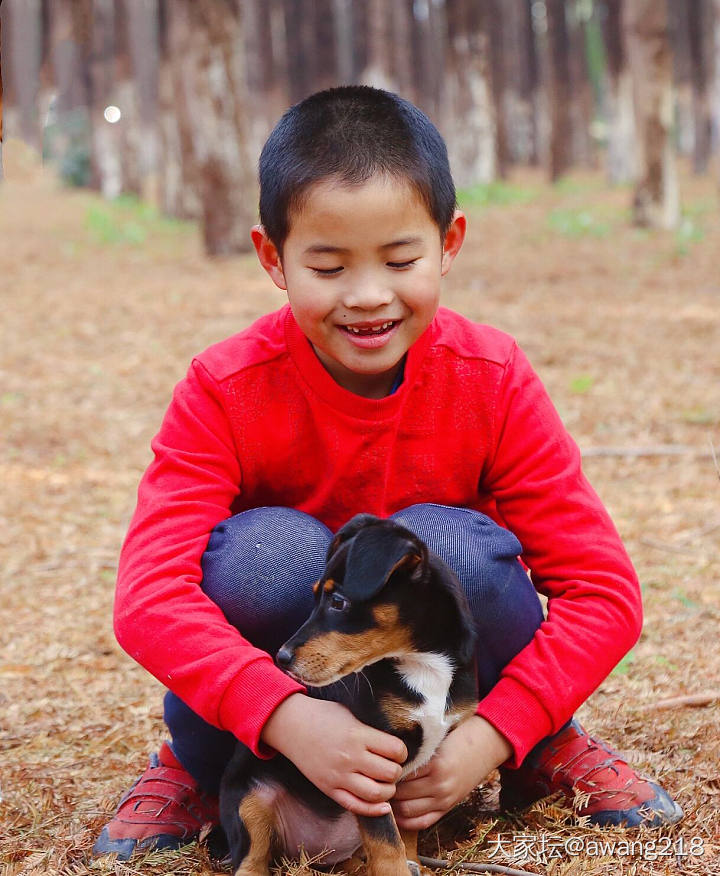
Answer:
[{"left": 1, "top": 154, "right": 719, "bottom": 875}]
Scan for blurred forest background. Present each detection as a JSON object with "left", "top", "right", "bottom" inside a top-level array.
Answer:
[
  {"left": 1, "top": 0, "right": 720, "bottom": 253},
  {"left": 2, "top": 3, "right": 720, "bottom": 874}
]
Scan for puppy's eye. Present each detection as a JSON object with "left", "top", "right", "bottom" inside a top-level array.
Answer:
[{"left": 328, "top": 593, "right": 349, "bottom": 612}]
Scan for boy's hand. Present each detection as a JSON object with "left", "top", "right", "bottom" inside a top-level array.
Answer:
[
  {"left": 261, "top": 693, "right": 408, "bottom": 817},
  {"left": 392, "top": 716, "right": 512, "bottom": 831}
]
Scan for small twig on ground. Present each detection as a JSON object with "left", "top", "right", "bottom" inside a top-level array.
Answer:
[
  {"left": 710, "top": 437, "right": 720, "bottom": 481},
  {"left": 581, "top": 444, "right": 712, "bottom": 459},
  {"left": 640, "top": 517, "right": 720, "bottom": 553},
  {"left": 648, "top": 691, "right": 720, "bottom": 710},
  {"left": 639, "top": 538, "right": 696, "bottom": 555},
  {"left": 419, "top": 856, "right": 537, "bottom": 876}
]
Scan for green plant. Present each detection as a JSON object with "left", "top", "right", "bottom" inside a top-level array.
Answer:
[
  {"left": 457, "top": 180, "right": 539, "bottom": 208},
  {"left": 547, "top": 207, "right": 610, "bottom": 237},
  {"left": 569, "top": 374, "right": 595, "bottom": 394}
]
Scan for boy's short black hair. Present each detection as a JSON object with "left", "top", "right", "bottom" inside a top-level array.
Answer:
[{"left": 259, "top": 86, "right": 456, "bottom": 254}]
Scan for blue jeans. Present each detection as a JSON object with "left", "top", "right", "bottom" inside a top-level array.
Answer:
[{"left": 164, "top": 504, "right": 545, "bottom": 794}]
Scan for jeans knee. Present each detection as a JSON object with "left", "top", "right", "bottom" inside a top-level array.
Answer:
[
  {"left": 390, "top": 502, "right": 527, "bottom": 603},
  {"left": 199, "top": 507, "right": 332, "bottom": 642}
]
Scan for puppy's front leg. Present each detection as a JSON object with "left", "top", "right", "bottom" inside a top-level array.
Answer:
[
  {"left": 400, "top": 827, "right": 422, "bottom": 874},
  {"left": 232, "top": 790, "right": 276, "bottom": 876},
  {"left": 356, "top": 813, "right": 415, "bottom": 876}
]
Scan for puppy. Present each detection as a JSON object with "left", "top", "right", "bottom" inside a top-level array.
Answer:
[{"left": 220, "top": 513, "right": 478, "bottom": 876}]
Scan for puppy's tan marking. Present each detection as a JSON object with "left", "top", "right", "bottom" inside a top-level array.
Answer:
[
  {"left": 235, "top": 790, "right": 276, "bottom": 876},
  {"left": 323, "top": 578, "right": 336, "bottom": 592},
  {"left": 291, "top": 622, "right": 414, "bottom": 684},
  {"left": 372, "top": 603, "right": 400, "bottom": 627},
  {"left": 401, "top": 827, "right": 419, "bottom": 867},
  {"left": 380, "top": 692, "right": 420, "bottom": 732},
  {"left": 312, "top": 580, "right": 321, "bottom": 595},
  {"left": 356, "top": 818, "right": 411, "bottom": 876}
]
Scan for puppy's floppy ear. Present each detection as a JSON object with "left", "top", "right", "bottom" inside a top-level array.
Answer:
[
  {"left": 341, "top": 527, "right": 426, "bottom": 601},
  {"left": 326, "top": 513, "right": 383, "bottom": 562}
]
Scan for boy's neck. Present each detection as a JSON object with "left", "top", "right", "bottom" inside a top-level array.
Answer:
[{"left": 311, "top": 346, "right": 406, "bottom": 399}]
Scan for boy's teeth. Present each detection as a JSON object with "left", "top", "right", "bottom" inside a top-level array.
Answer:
[{"left": 347, "top": 321, "right": 394, "bottom": 334}]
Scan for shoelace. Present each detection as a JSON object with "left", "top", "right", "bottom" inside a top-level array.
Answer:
[
  {"left": 544, "top": 734, "right": 637, "bottom": 802},
  {"left": 120, "top": 774, "right": 213, "bottom": 825}
]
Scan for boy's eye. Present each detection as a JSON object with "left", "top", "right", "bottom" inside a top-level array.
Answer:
[
  {"left": 328, "top": 593, "right": 349, "bottom": 612},
  {"left": 387, "top": 259, "right": 418, "bottom": 269},
  {"left": 311, "top": 266, "right": 343, "bottom": 276}
]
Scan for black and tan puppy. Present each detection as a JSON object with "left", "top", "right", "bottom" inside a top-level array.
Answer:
[{"left": 220, "top": 514, "right": 478, "bottom": 876}]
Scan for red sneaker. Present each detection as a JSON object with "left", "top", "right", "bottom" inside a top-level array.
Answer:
[
  {"left": 499, "top": 720, "right": 682, "bottom": 827},
  {"left": 92, "top": 743, "right": 220, "bottom": 860}
]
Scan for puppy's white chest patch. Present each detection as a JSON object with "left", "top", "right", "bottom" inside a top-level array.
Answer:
[{"left": 395, "top": 652, "right": 456, "bottom": 777}]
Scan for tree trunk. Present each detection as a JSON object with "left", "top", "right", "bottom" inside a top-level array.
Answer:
[
  {"left": 601, "top": 0, "right": 636, "bottom": 182},
  {"left": 284, "top": 0, "right": 315, "bottom": 101},
  {"left": 113, "top": 0, "right": 143, "bottom": 197},
  {"left": 412, "top": 0, "right": 437, "bottom": 116},
  {"left": 686, "top": 0, "right": 713, "bottom": 173},
  {"left": 45, "top": 0, "right": 92, "bottom": 184},
  {"left": 361, "top": 0, "right": 394, "bottom": 90},
  {"left": 1, "top": 11, "right": 4, "bottom": 181},
  {"left": 88, "top": 0, "right": 124, "bottom": 197},
  {"left": 7, "top": 0, "right": 43, "bottom": 152},
  {"left": 503, "top": 0, "right": 540, "bottom": 165},
  {"left": 444, "top": 0, "right": 496, "bottom": 185},
  {"left": 312, "top": 0, "right": 337, "bottom": 91},
  {"left": 545, "top": 0, "right": 573, "bottom": 180},
  {"left": 352, "top": 0, "right": 370, "bottom": 82},
  {"left": 715, "top": 0, "right": 720, "bottom": 190},
  {"left": 166, "top": 0, "right": 256, "bottom": 255},
  {"left": 486, "top": 0, "right": 509, "bottom": 177},
  {"left": 668, "top": 0, "right": 697, "bottom": 159},
  {"left": 390, "top": 0, "right": 415, "bottom": 100},
  {"left": 244, "top": 0, "right": 288, "bottom": 164},
  {"left": 623, "top": 0, "right": 679, "bottom": 229},
  {"left": 125, "top": 0, "right": 160, "bottom": 199},
  {"left": 567, "top": 3, "right": 596, "bottom": 168},
  {"left": 333, "top": 0, "right": 354, "bottom": 83}
]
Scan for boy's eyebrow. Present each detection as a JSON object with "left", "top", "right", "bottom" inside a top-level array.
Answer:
[{"left": 303, "top": 237, "right": 423, "bottom": 256}]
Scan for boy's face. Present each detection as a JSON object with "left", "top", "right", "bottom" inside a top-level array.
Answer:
[{"left": 252, "top": 174, "right": 465, "bottom": 398}]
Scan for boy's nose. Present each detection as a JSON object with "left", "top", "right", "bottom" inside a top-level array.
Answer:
[{"left": 341, "top": 280, "right": 394, "bottom": 311}]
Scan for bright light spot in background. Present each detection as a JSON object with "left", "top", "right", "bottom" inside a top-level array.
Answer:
[{"left": 104, "top": 105, "right": 122, "bottom": 124}]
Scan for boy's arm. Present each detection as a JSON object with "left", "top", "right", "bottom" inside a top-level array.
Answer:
[
  {"left": 114, "top": 358, "right": 304, "bottom": 757},
  {"left": 476, "top": 342, "right": 643, "bottom": 767}
]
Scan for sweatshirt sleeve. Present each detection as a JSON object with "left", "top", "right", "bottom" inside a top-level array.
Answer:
[
  {"left": 113, "top": 358, "right": 304, "bottom": 756},
  {"left": 475, "top": 343, "right": 643, "bottom": 766}
]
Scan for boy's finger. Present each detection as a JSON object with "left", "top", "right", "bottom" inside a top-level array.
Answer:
[
  {"left": 397, "top": 762, "right": 432, "bottom": 784},
  {"left": 392, "top": 774, "right": 433, "bottom": 800},
  {"left": 392, "top": 793, "right": 436, "bottom": 817},
  {"left": 346, "top": 773, "right": 397, "bottom": 804},
  {"left": 363, "top": 752, "right": 404, "bottom": 783},
  {"left": 366, "top": 729, "right": 407, "bottom": 763},
  {"left": 333, "top": 789, "right": 393, "bottom": 817},
  {"left": 394, "top": 809, "right": 444, "bottom": 831}
]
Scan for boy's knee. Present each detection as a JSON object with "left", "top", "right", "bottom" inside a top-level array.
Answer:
[
  {"left": 204, "top": 506, "right": 333, "bottom": 557},
  {"left": 390, "top": 503, "right": 526, "bottom": 601},
  {"left": 200, "top": 507, "right": 332, "bottom": 626}
]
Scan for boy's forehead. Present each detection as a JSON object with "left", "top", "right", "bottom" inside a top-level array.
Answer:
[{"left": 287, "top": 174, "right": 437, "bottom": 243}]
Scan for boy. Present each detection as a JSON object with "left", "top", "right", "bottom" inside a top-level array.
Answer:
[{"left": 94, "top": 86, "right": 681, "bottom": 861}]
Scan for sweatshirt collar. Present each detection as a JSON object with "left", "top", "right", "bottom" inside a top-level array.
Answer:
[{"left": 284, "top": 305, "right": 434, "bottom": 419}]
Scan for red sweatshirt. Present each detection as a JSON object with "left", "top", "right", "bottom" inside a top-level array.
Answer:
[{"left": 114, "top": 304, "right": 641, "bottom": 767}]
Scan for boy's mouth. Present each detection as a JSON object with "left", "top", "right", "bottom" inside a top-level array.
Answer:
[{"left": 340, "top": 320, "right": 398, "bottom": 336}]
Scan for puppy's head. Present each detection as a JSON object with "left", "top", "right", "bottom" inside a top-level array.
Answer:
[{"left": 276, "top": 515, "right": 428, "bottom": 685}]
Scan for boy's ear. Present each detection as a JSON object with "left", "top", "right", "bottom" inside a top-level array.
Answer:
[
  {"left": 440, "top": 209, "right": 467, "bottom": 277},
  {"left": 251, "top": 225, "right": 288, "bottom": 290}
]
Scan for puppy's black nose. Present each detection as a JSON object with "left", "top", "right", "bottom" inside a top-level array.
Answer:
[{"left": 276, "top": 646, "right": 294, "bottom": 669}]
